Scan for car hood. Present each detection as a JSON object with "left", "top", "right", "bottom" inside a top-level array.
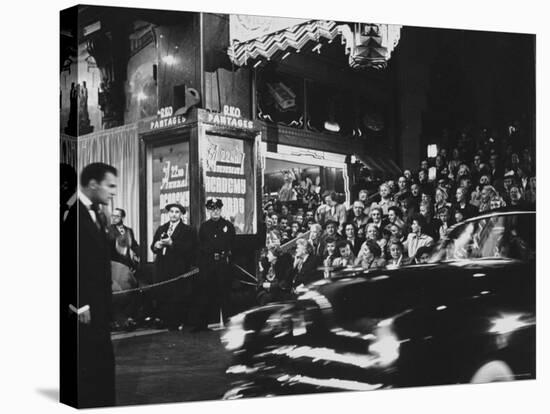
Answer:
[{"left": 302, "top": 258, "right": 531, "bottom": 326}]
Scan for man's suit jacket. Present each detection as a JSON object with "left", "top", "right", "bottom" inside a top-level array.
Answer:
[
  {"left": 151, "top": 220, "right": 196, "bottom": 281},
  {"left": 107, "top": 224, "right": 139, "bottom": 268},
  {"left": 71, "top": 200, "right": 113, "bottom": 330},
  {"left": 61, "top": 199, "right": 115, "bottom": 407},
  {"left": 292, "top": 254, "right": 321, "bottom": 288}
]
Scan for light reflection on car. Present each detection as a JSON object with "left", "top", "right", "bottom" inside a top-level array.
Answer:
[{"left": 221, "top": 211, "right": 536, "bottom": 399}]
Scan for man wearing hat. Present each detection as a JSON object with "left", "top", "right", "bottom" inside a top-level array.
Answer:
[
  {"left": 151, "top": 203, "right": 196, "bottom": 330},
  {"left": 193, "top": 198, "right": 236, "bottom": 331}
]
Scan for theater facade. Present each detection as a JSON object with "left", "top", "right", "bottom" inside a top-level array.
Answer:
[{"left": 60, "top": 6, "right": 535, "bottom": 278}]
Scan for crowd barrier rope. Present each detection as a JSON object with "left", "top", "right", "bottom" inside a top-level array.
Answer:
[
  {"left": 112, "top": 267, "right": 199, "bottom": 296},
  {"left": 113, "top": 232, "right": 310, "bottom": 296}
]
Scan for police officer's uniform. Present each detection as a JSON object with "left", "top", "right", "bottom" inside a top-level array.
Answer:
[{"left": 193, "top": 198, "right": 236, "bottom": 330}]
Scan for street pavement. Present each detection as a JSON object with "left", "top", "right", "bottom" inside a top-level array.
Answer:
[{"left": 113, "top": 328, "right": 232, "bottom": 406}]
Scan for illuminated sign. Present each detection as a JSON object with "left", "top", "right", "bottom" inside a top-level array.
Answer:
[
  {"left": 159, "top": 158, "right": 190, "bottom": 224},
  {"left": 202, "top": 134, "right": 256, "bottom": 234},
  {"left": 148, "top": 106, "right": 187, "bottom": 131},
  {"left": 206, "top": 105, "right": 254, "bottom": 130}
]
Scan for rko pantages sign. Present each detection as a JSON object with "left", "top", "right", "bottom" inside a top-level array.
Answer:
[{"left": 205, "top": 105, "right": 255, "bottom": 130}]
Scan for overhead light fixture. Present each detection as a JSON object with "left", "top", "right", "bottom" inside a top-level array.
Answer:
[
  {"left": 324, "top": 121, "right": 340, "bottom": 133},
  {"left": 83, "top": 21, "right": 101, "bottom": 37},
  {"left": 137, "top": 92, "right": 147, "bottom": 102},
  {"left": 162, "top": 55, "right": 176, "bottom": 65}
]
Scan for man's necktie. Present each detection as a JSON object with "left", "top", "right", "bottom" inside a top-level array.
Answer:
[
  {"left": 90, "top": 204, "right": 101, "bottom": 230},
  {"left": 167, "top": 223, "right": 175, "bottom": 237}
]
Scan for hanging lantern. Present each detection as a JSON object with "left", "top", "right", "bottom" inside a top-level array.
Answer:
[{"left": 339, "top": 23, "right": 402, "bottom": 69}]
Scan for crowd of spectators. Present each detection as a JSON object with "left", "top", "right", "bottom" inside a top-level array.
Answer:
[{"left": 256, "top": 124, "right": 536, "bottom": 304}]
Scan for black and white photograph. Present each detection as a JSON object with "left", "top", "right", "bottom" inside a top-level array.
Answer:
[
  {"left": 56, "top": 2, "right": 540, "bottom": 409},
  {"left": 4, "top": 1, "right": 547, "bottom": 413}
]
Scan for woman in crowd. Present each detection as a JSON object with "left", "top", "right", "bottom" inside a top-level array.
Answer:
[
  {"left": 386, "top": 205, "right": 405, "bottom": 229},
  {"left": 404, "top": 214, "right": 435, "bottom": 259},
  {"left": 478, "top": 185, "right": 498, "bottom": 213},
  {"left": 365, "top": 223, "right": 386, "bottom": 251},
  {"left": 332, "top": 240, "right": 356, "bottom": 267},
  {"left": 433, "top": 187, "right": 451, "bottom": 217},
  {"left": 421, "top": 192, "right": 433, "bottom": 208},
  {"left": 257, "top": 246, "right": 293, "bottom": 305},
  {"left": 414, "top": 246, "right": 433, "bottom": 264},
  {"left": 437, "top": 207, "right": 452, "bottom": 240},
  {"left": 387, "top": 241, "right": 406, "bottom": 269},
  {"left": 470, "top": 174, "right": 492, "bottom": 208},
  {"left": 356, "top": 239, "right": 386, "bottom": 270}
]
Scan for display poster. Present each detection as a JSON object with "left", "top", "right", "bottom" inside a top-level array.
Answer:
[
  {"left": 202, "top": 134, "right": 256, "bottom": 234},
  {"left": 152, "top": 141, "right": 190, "bottom": 231}
]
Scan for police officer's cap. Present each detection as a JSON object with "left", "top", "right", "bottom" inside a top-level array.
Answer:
[
  {"left": 206, "top": 198, "right": 223, "bottom": 210},
  {"left": 165, "top": 203, "right": 186, "bottom": 214}
]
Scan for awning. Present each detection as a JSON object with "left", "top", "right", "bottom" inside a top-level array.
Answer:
[{"left": 228, "top": 20, "right": 341, "bottom": 67}]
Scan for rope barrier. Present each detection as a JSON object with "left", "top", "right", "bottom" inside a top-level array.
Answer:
[
  {"left": 232, "top": 263, "right": 258, "bottom": 281},
  {"left": 112, "top": 267, "right": 199, "bottom": 295},
  {"left": 113, "top": 262, "right": 260, "bottom": 296},
  {"left": 238, "top": 280, "right": 258, "bottom": 287}
]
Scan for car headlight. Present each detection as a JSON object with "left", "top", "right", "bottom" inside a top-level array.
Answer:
[
  {"left": 489, "top": 312, "right": 534, "bottom": 335},
  {"left": 221, "top": 314, "right": 252, "bottom": 351},
  {"left": 368, "top": 318, "right": 401, "bottom": 367}
]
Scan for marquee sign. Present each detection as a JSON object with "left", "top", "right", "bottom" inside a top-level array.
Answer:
[
  {"left": 147, "top": 106, "right": 187, "bottom": 131},
  {"left": 203, "top": 105, "right": 256, "bottom": 130}
]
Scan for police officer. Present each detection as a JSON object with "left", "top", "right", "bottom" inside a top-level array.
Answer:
[{"left": 192, "top": 198, "right": 236, "bottom": 332}]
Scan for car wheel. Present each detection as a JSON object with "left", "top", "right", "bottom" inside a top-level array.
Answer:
[{"left": 470, "top": 360, "right": 514, "bottom": 383}]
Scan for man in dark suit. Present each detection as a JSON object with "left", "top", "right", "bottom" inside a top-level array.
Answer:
[
  {"left": 108, "top": 208, "right": 140, "bottom": 329},
  {"left": 61, "top": 162, "right": 117, "bottom": 408},
  {"left": 291, "top": 238, "right": 321, "bottom": 291},
  {"left": 151, "top": 203, "right": 196, "bottom": 330},
  {"left": 108, "top": 208, "right": 140, "bottom": 272}
]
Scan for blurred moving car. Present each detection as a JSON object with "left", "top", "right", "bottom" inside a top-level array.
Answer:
[{"left": 221, "top": 211, "right": 535, "bottom": 399}]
